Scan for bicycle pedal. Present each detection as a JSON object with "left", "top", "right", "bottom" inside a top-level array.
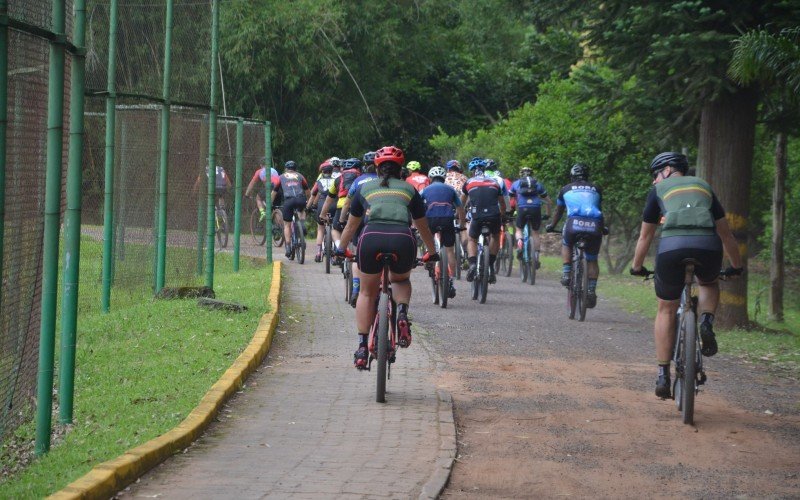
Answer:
[{"left": 698, "top": 371, "right": 707, "bottom": 385}]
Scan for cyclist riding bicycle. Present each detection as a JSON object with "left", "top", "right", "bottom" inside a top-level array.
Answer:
[
  {"left": 245, "top": 157, "right": 281, "bottom": 219},
  {"left": 422, "top": 166, "right": 467, "bottom": 298},
  {"left": 320, "top": 156, "right": 362, "bottom": 246},
  {"left": 307, "top": 159, "right": 337, "bottom": 262},
  {"left": 461, "top": 157, "right": 507, "bottom": 284},
  {"left": 405, "top": 160, "right": 431, "bottom": 193},
  {"left": 445, "top": 159, "right": 468, "bottom": 194},
  {"left": 545, "top": 164, "right": 605, "bottom": 307},
  {"left": 335, "top": 145, "right": 438, "bottom": 370},
  {"left": 510, "top": 167, "right": 552, "bottom": 267},
  {"left": 195, "top": 165, "right": 232, "bottom": 209},
  {"left": 272, "top": 160, "right": 310, "bottom": 258},
  {"left": 629, "top": 152, "right": 743, "bottom": 399},
  {"left": 483, "top": 159, "right": 512, "bottom": 216}
]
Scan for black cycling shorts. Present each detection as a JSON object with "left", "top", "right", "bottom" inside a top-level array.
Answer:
[
  {"left": 357, "top": 224, "right": 417, "bottom": 275},
  {"left": 561, "top": 217, "right": 602, "bottom": 261},
  {"left": 655, "top": 248, "right": 723, "bottom": 301},
  {"left": 281, "top": 196, "right": 306, "bottom": 221},
  {"left": 468, "top": 216, "right": 501, "bottom": 240},
  {"left": 515, "top": 206, "right": 542, "bottom": 230},
  {"left": 427, "top": 217, "right": 456, "bottom": 247},
  {"left": 333, "top": 208, "right": 348, "bottom": 232},
  {"left": 315, "top": 197, "right": 336, "bottom": 224}
]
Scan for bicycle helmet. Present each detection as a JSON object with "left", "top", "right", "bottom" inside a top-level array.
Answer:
[
  {"left": 329, "top": 156, "right": 342, "bottom": 168},
  {"left": 319, "top": 160, "right": 333, "bottom": 174},
  {"left": 468, "top": 157, "right": 486, "bottom": 171},
  {"left": 446, "top": 159, "right": 461, "bottom": 171},
  {"left": 362, "top": 151, "right": 376, "bottom": 165},
  {"left": 649, "top": 152, "right": 688, "bottom": 175},
  {"left": 519, "top": 167, "right": 532, "bottom": 177},
  {"left": 374, "top": 145, "right": 405, "bottom": 167},
  {"left": 407, "top": 160, "right": 422, "bottom": 172},
  {"left": 485, "top": 158, "right": 498, "bottom": 172},
  {"left": 343, "top": 157, "right": 362, "bottom": 170},
  {"left": 570, "top": 163, "right": 588, "bottom": 181},
  {"left": 428, "top": 166, "right": 446, "bottom": 180},
  {"left": 284, "top": 160, "right": 297, "bottom": 170}
]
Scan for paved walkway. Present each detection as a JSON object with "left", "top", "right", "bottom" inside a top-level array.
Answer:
[{"left": 122, "top": 249, "right": 454, "bottom": 499}]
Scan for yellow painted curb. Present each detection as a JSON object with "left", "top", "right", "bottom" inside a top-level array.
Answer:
[{"left": 48, "top": 261, "right": 283, "bottom": 500}]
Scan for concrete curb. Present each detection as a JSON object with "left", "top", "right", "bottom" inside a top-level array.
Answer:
[{"left": 48, "top": 261, "right": 283, "bottom": 500}]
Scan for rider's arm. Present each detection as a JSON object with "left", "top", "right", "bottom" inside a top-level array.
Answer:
[
  {"left": 413, "top": 216, "right": 438, "bottom": 254},
  {"left": 456, "top": 205, "right": 467, "bottom": 228},
  {"left": 632, "top": 222, "right": 657, "bottom": 270},
  {"left": 716, "top": 216, "right": 743, "bottom": 269},
  {"left": 340, "top": 198, "right": 351, "bottom": 222},
  {"left": 320, "top": 193, "right": 334, "bottom": 218},
  {"left": 549, "top": 205, "right": 565, "bottom": 227},
  {"left": 339, "top": 214, "right": 363, "bottom": 250}
]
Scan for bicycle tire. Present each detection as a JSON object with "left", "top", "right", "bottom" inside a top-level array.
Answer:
[
  {"left": 250, "top": 209, "right": 267, "bottom": 246},
  {"left": 682, "top": 310, "right": 697, "bottom": 425},
  {"left": 471, "top": 250, "right": 479, "bottom": 301},
  {"left": 216, "top": 209, "right": 229, "bottom": 248},
  {"left": 272, "top": 210, "right": 285, "bottom": 248},
  {"left": 578, "top": 253, "right": 588, "bottom": 321},
  {"left": 527, "top": 237, "right": 536, "bottom": 285},
  {"left": 324, "top": 225, "right": 332, "bottom": 274},
  {"left": 439, "top": 249, "right": 449, "bottom": 309},
  {"left": 505, "top": 233, "right": 514, "bottom": 277},
  {"left": 431, "top": 267, "right": 439, "bottom": 305},
  {"left": 479, "top": 243, "right": 489, "bottom": 304},
  {"left": 376, "top": 292, "right": 390, "bottom": 403},
  {"left": 296, "top": 219, "right": 305, "bottom": 264},
  {"left": 568, "top": 251, "right": 577, "bottom": 320},
  {"left": 454, "top": 232, "right": 462, "bottom": 280},
  {"left": 520, "top": 238, "right": 528, "bottom": 283}
]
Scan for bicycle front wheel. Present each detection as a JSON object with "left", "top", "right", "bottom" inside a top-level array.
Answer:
[
  {"left": 681, "top": 311, "right": 697, "bottom": 425},
  {"left": 439, "top": 249, "right": 449, "bottom": 309},
  {"left": 376, "top": 292, "right": 390, "bottom": 403},
  {"left": 250, "top": 209, "right": 267, "bottom": 246}
]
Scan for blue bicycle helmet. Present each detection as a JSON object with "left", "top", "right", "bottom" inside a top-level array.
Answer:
[
  {"left": 468, "top": 157, "right": 486, "bottom": 171},
  {"left": 362, "top": 151, "right": 376, "bottom": 165},
  {"left": 343, "top": 157, "right": 362, "bottom": 170},
  {"left": 446, "top": 159, "right": 461, "bottom": 171}
]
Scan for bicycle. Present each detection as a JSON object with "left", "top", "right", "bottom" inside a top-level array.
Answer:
[
  {"left": 215, "top": 202, "right": 228, "bottom": 249},
  {"left": 519, "top": 214, "right": 547, "bottom": 285},
  {"left": 471, "top": 222, "right": 493, "bottom": 304},
  {"left": 639, "top": 264, "right": 733, "bottom": 425},
  {"left": 249, "top": 205, "right": 284, "bottom": 247},
  {"left": 547, "top": 225, "right": 589, "bottom": 320},
  {"left": 427, "top": 227, "right": 451, "bottom": 308},
  {"left": 286, "top": 210, "right": 306, "bottom": 264}
]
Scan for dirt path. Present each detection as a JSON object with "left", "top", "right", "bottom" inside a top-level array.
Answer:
[{"left": 409, "top": 268, "right": 800, "bottom": 498}]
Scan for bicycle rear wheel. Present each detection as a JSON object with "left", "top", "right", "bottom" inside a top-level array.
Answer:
[
  {"left": 527, "top": 237, "right": 536, "bottom": 285},
  {"left": 504, "top": 233, "right": 514, "bottom": 277},
  {"left": 272, "top": 210, "right": 285, "bottom": 247},
  {"left": 439, "top": 249, "right": 449, "bottom": 309},
  {"left": 250, "top": 209, "right": 267, "bottom": 246},
  {"left": 681, "top": 311, "right": 697, "bottom": 425},
  {"left": 324, "top": 225, "right": 332, "bottom": 274},
  {"left": 520, "top": 241, "right": 528, "bottom": 283},
  {"left": 578, "top": 255, "right": 588, "bottom": 321},
  {"left": 344, "top": 260, "right": 352, "bottom": 303},
  {"left": 376, "top": 292, "right": 390, "bottom": 403},
  {"left": 479, "top": 245, "right": 489, "bottom": 304},
  {"left": 216, "top": 209, "right": 229, "bottom": 248},
  {"left": 296, "top": 219, "right": 306, "bottom": 264},
  {"left": 568, "top": 255, "right": 577, "bottom": 320},
  {"left": 454, "top": 232, "right": 462, "bottom": 280}
]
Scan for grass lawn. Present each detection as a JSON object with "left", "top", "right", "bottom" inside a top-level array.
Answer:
[
  {"left": 0, "top": 239, "right": 272, "bottom": 498},
  {"left": 538, "top": 254, "right": 800, "bottom": 375}
]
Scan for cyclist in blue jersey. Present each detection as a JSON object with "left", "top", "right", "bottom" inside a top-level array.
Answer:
[
  {"left": 422, "top": 166, "right": 467, "bottom": 298},
  {"left": 510, "top": 167, "right": 552, "bottom": 268},
  {"left": 546, "top": 164, "right": 605, "bottom": 308}
]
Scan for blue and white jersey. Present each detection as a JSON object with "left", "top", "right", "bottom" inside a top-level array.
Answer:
[
  {"left": 557, "top": 181, "right": 603, "bottom": 219},
  {"left": 348, "top": 172, "right": 379, "bottom": 198},
  {"left": 421, "top": 181, "right": 462, "bottom": 219}
]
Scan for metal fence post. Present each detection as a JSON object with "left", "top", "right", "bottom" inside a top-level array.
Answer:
[
  {"left": 204, "top": 0, "right": 219, "bottom": 288},
  {"left": 264, "top": 121, "right": 272, "bottom": 264},
  {"left": 155, "top": 0, "right": 174, "bottom": 293},
  {"left": 0, "top": 1, "right": 8, "bottom": 312},
  {"left": 58, "top": 0, "right": 86, "bottom": 425},
  {"left": 35, "top": 0, "right": 67, "bottom": 456},
  {"left": 233, "top": 118, "right": 243, "bottom": 271},
  {"left": 100, "top": 0, "right": 119, "bottom": 312}
]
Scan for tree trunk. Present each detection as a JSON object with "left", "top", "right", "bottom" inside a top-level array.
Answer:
[
  {"left": 696, "top": 87, "right": 757, "bottom": 329},
  {"left": 770, "top": 132, "right": 787, "bottom": 322}
]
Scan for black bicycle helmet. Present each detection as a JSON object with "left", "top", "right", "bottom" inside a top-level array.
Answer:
[
  {"left": 649, "top": 152, "right": 688, "bottom": 175},
  {"left": 284, "top": 160, "right": 297, "bottom": 170},
  {"left": 363, "top": 151, "right": 376, "bottom": 165},
  {"left": 343, "top": 157, "right": 362, "bottom": 170},
  {"left": 570, "top": 163, "right": 588, "bottom": 181}
]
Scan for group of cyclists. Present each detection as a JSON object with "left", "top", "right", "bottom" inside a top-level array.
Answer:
[{"left": 244, "top": 146, "right": 744, "bottom": 399}]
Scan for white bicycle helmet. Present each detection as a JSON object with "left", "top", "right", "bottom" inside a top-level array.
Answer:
[{"left": 428, "top": 166, "right": 446, "bottom": 180}]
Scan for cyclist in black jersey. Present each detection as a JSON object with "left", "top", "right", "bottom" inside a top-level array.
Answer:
[
  {"left": 272, "top": 160, "right": 310, "bottom": 258},
  {"left": 461, "top": 157, "right": 506, "bottom": 283},
  {"left": 630, "top": 152, "right": 742, "bottom": 398}
]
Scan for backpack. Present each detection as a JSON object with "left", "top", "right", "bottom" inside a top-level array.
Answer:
[{"left": 518, "top": 176, "right": 538, "bottom": 196}]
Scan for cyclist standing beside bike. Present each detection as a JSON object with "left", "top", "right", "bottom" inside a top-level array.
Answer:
[
  {"left": 546, "top": 164, "right": 605, "bottom": 307},
  {"left": 422, "top": 166, "right": 467, "bottom": 299},
  {"left": 307, "top": 159, "right": 336, "bottom": 262},
  {"left": 629, "top": 152, "right": 742, "bottom": 399},
  {"left": 511, "top": 167, "right": 552, "bottom": 268},
  {"left": 461, "top": 157, "right": 506, "bottom": 284},
  {"left": 272, "top": 160, "right": 310, "bottom": 259},
  {"left": 335, "top": 146, "right": 438, "bottom": 370}
]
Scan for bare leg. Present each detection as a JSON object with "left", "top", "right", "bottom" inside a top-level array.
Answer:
[
  {"left": 655, "top": 299, "right": 680, "bottom": 363},
  {"left": 697, "top": 281, "right": 720, "bottom": 316},
  {"left": 355, "top": 273, "right": 380, "bottom": 333}
]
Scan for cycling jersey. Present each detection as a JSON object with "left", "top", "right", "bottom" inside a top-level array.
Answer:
[
  {"left": 206, "top": 166, "right": 230, "bottom": 189},
  {"left": 348, "top": 172, "right": 379, "bottom": 198},
  {"left": 275, "top": 171, "right": 308, "bottom": 199},
  {"left": 406, "top": 172, "right": 430, "bottom": 193},
  {"left": 421, "top": 181, "right": 461, "bottom": 219},
  {"left": 312, "top": 176, "right": 335, "bottom": 200},
  {"left": 510, "top": 177, "right": 547, "bottom": 209},
  {"left": 643, "top": 176, "right": 724, "bottom": 239},
  {"left": 557, "top": 181, "right": 603, "bottom": 219},
  {"left": 462, "top": 174, "right": 503, "bottom": 220},
  {"left": 252, "top": 167, "right": 280, "bottom": 188},
  {"left": 350, "top": 178, "right": 425, "bottom": 226},
  {"left": 445, "top": 171, "right": 468, "bottom": 194},
  {"left": 329, "top": 167, "right": 361, "bottom": 208}
]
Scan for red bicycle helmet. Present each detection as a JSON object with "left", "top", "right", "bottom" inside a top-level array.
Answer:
[
  {"left": 374, "top": 145, "right": 405, "bottom": 166},
  {"left": 318, "top": 159, "right": 332, "bottom": 172}
]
